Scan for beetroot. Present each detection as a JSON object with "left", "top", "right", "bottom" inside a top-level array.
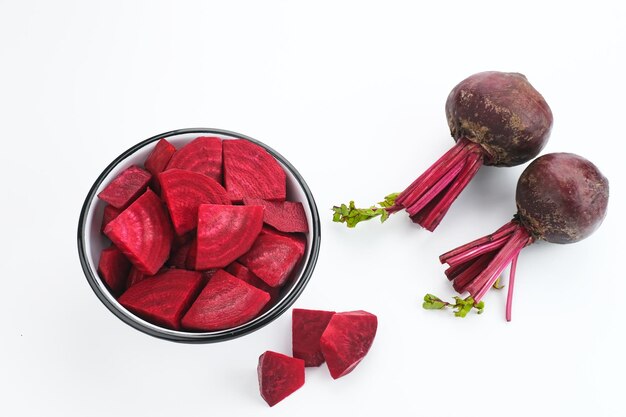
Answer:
[
  {"left": 97, "top": 245, "right": 131, "bottom": 296},
  {"left": 292, "top": 309, "right": 335, "bottom": 367},
  {"left": 333, "top": 71, "right": 553, "bottom": 231},
  {"left": 319, "top": 310, "right": 378, "bottom": 379},
  {"left": 159, "top": 169, "right": 230, "bottom": 236},
  {"left": 97, "top": 165, "right": 152, "bottom": 209},
  {"left": 104, "top": 189, "right": 173, "bottom": 275},
  {"left": 257, "top": 351, "right": 305, "bottom": 407},
  {"left": 238, "top": 231, "right": 305, "bottom": 287},
  {"left": 101, "top": 205, "right": 123, "bottom": 233},
  {"left": 225, "top": 262, "right": 278, "bottom": 298},
  {"left": 428, "top": 153, "right": 609, "bottom": 320},
  {"left": 144, "top": 138, "right": 176, "bottom": 176},
  {"left": 244, "top": 197, "right": 308, "bottom": 233},
  {"left": 181, "top": 270, "right": 270, "bottom": 331},
  {"left": 223, "top": 139, "right": 286, "bottom": 202},
  {"left": 118, "top": 269, "right": 205, "bottom": 330},
  {"left": 125, "top": 266, "right": 147, "bottom": 289},
  {"left": 195, "top": 204, "right": 264, "bottom": 270},
  {"left": 165, "top": 136, "right": 222, "bottom": 182}
]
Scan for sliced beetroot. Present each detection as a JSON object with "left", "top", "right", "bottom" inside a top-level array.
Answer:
[
  {"left": 118, "top": 269, "right": 204, "bottom": 330},
  {"left": 186, "top": 238, "right": 198, "bottom": 270},
  {"left": 223, "top": 139, "right": 286, "bottom": 202},
  {"left": 292, "top": 309, "right": 336, "bottom": 367},
  {"left": 97, "top": 165, "right": 152, "bottom": 209},
  {"left": 320, "top": 310, "right": 378, "bottom": 379},
  {"left": 145, "top": 138, "right": 176, "bottom": 176},
  {"left": 159, "top": 169, "right": 230, "bottom": 236},
  {"left": 168, "top": 240, "right": 194, "bottom": 269},
  {"left": 97, "top": 245, "right": 131, "bottom": 296},
  {"left": 244, "top": 197, "right": 308, "bottom": 233},
  {"left": 181, "top": 270, "right": 270, "bottom": 331},
  {"left": 126, "top": 266, "right": 147, "bottom": 289},
  {"left": 101, "top": 205, "right": 123, "bottom": 233},
  {"left": 104, "top": 189, "right": 173, "bottom": 275},
  {"left": 258, "top": 351, "right": 305, "bottom": 407},
  {"left": 195, "top": 204, "right": 264, "bottom": 270},
  {"left": 238, "top": 232, "right": 305, "bottom": 287},
  {"left": 226, "top": 261, "right": 280, "bottom": 303},
  {"left": 165, "top": 136, "right": 222, "bottom": 182}
]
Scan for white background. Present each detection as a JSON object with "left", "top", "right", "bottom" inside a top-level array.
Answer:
[{"left": 1, "top": 1, "right": 625, "bottom": 416}]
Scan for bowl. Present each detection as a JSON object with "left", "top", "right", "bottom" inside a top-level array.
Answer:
[{"left": 77, "top": 128, "right": 321, "bottom": 343}]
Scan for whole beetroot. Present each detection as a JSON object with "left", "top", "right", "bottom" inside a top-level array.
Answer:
[
  {"left": 426, "top": 153, "right": 608, "bottom": 321},
  {"left": 333, "top": 71, "right": 553, "bottom": 231}
]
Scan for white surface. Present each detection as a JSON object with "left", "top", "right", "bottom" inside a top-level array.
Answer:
[{"left": 1, "top": 1, "right": 624, "bottom": 416}]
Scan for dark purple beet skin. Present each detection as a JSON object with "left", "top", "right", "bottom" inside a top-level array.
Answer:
[
  {"left": 516, "top": 153, "right": 609, "bottom": 244},
  {"left": 433, "top": 152, "right": 608, "bottom": 321},
  {"left": 333, "top": 71, "right": 554, "bottom": 231},
  {"left": 446, "top": 71, "right": 553, "bottom": 167}
]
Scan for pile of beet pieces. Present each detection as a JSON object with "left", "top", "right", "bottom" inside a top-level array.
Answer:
[
  {"left": 258, "top": 308, "right": 378, "bottom": 406},
  {"left": 96, "top": 136, "right": 310, "bottom": 331}
]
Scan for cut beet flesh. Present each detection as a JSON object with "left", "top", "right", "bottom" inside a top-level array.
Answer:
[
  {"left": 258, "top": 351, "right": 305, "bottom": 407},
  {"left": 126, "top": 266, "right": 147, "bottom": 289},
  {"left": 101, "top": 205, "right": 123, "bottom": 233},
  {"left": 118, "top": 269, "right": 205, "bottom": 330},
  {"left": 104, "top": 189, "right": 173, "bottom": 275},
  {"left": 195, "top": 204, "right": 264, "bottom": 270},
  {"left": 244, "top": 197, "right": 308, "bottom": 233},
  {"left": 292, "top": 308, "right": 336, "bottom": 367},
  {"left": 159, "top": 169, "right": 231, "bottom": 235},
  {"left": 165, "top": 136, "right": 222, "bottom": 182},
  {"left": 225, "top": 261, "right": 281, "bottom": 309},
  {"left": 97, "top": 245, "right": 131, "bottom": 296},
  {"left": 97, "top": 165, "right": 152, "bottom": 209},
  {"left": 320, "top": 310, "right": 378, "bottom": 379},
  {"left": 181, "top": 270, "right": 270, "bottom": 331},
  {"left": 168, "top": 240, "right": 194, "bottom": 269},
  {"left": 144, "top": 138, "right": 176, "bottom": 176},
  {"left": 238, "top": 232, "right": 305, "bottom": 287},
  {"left": 223, "top": 139, "right": 286, "bottom": 202}
]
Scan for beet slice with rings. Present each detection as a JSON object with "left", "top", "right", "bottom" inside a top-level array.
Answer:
[
  {"left": 159, "top": 169, "right": 231, "bottom": 236},
  {"left": 144, "top": 138, "right": 176, "bottom": 176},
  {"left": 225, "top": 261, "right": 281, "bottom": 306},
  {"left": 104, "top": 189, "right": 173, "bottom": 275},
  {"left": 97, "top": 165, "right": 152, "bottom": 209},
  {"left": 165, "top": 136, "right": 222, "bottom": 182},
  {"left": 125, "top": 266, "right": 147, "bottom": 290},
  {"left": 97, "top": 245, "right": 131, "bottom": 296},
  {"left": 223, "top": 139, "right": 286, "bottom": 202},
  {"left": 320, "top": 310, "right": 378, "bottom": 379},
  {"left": 292, "top": 309, "right": 336, "bottom": 367},
  {"left": 101, "top": 205, "right": 123, "bottom": 233},
  {"left": 238, "top": 231, "right": 305, "bottom": 288},
  {"left": 118, "top": 269, "right": 205, "bottom": 330},
  {"left": 243, "top": 197, "right": 308, "bottom": 233},
  {"left": 258, "top": 351, "right": 305, "bottom": 407},
  {"left": 195, "top": 204, "right": 264, "bottom": 270},
  {"left": 181, "top": 270, "right": 270, "bottom": 331}
]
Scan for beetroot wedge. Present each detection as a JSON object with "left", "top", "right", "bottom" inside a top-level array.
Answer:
[
  {"left": 125, "top": 266, "right": 147, "bottom": 289},
  {"left": 97, "top": 245, "right": 131, "bottom": 296},
  {"left": 223, "top": 139, "right": 286, "bottom": 202},
  {"left": 320, "top": 310, "right": 378, "bottom": 379},
  {"left": 195, "top": 204, "right": 264, "bottom": 270},
  {"left": 144, "top": 138, "right": 176, "bottom": 176},
  {"left": 258, "top": 351, "right": 305, "bottom": 407},
  {"left": 101, "top": 204, "right": 123, "bottom": 233},
  {"left": 292, "top": 309, "right": 336, "bottom": 367},
  {"left": 97, "top": 165, "right": 152, "bottom": 209},
  {"left": 226, "top": 261, "right": 280, "bottom": 306},
  {"left": 104, "top": 189, "right": 173, "bottom": 275},
  {"left": 181, "top": 270, "right": 270, "bottom": 331},
  {"left": 238, "top": 232, "right": 305, "bottom": 287},
  {"left": 118, "top": 269, "right": 204, "bottom": 330},
  {"left": 165, "top": 136, "right": 222, "bottom": 182},
  {"left": 244, "top": 197, "right": 308, "bottom": 233},
  {"left": 159, "top": 169, "right": 230, "bottom": 236}
]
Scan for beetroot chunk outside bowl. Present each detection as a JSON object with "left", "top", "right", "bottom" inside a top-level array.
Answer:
[{"left": 78, "top": 128, "right": 321, "bottom": 343}]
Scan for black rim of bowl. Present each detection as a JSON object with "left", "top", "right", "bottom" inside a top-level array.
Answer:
[{"left": 77, "top": 128, "right": 321, "bottom": 343}]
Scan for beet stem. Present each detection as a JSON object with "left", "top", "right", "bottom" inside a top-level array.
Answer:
[
  {"left": 444, "top": 234, "right": 510, "bottom": 268},
  {"left": 440, "top": 221, "right": 518, "bottom": 263},
  {"left": 505, "top": 254, "right": 519, "bottom": 322}
]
